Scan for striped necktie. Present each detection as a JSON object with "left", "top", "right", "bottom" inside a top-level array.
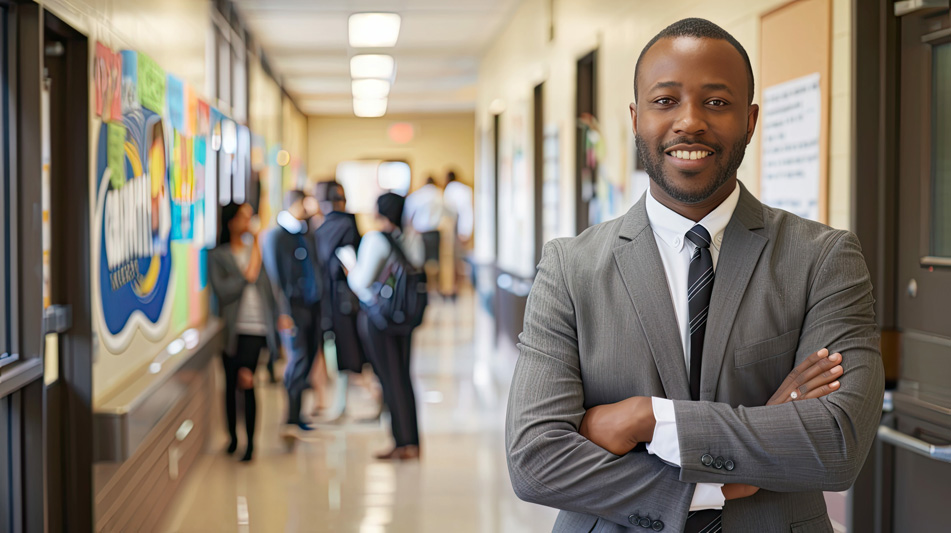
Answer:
[
  {"left": 685, "top": 224, "right": 714, "bottom": 402},
  {"left": 683, "top": 225, "right": 722, "bottom": 532}
]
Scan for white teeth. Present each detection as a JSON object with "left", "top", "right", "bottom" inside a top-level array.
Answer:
[{"left": 668, "top": 150, "right": 711, "bottom": 160}]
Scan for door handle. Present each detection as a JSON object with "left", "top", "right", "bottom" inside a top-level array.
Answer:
[{"left": 878, "top": 425, "right": 951, "bottom": 463}]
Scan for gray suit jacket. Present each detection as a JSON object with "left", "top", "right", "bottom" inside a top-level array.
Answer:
[{"left": 505, "top": 184, "right": 884, "bottom": 532}]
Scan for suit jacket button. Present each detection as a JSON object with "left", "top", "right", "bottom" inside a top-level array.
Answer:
[
  {"left": 629, "top": 514, "right": 640, "bottom": 526},
  {"left": 714, "top": 456, "right": 725, "bottom": 469},
  {"left": 652, "top": 520, "right": 664, "bottom": 531},
  {"left": 701, "top": 453, "right": 714, "bottom": 466},
  {"left": 639, "top": 517, "right": 652, "bottom": 528},
  {"left": 725, "top": 460, "right": 735, "bottom": 471}
]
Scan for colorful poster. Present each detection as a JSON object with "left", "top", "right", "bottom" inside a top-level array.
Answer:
[
  {"left": 138, "top": 53, "right": 166, "bottom": 114},
  {"left": 93, "top": 106, "right": 173, "bottom": 353},
  {"left": 120, "top": 50, "right": 139, "bottom": 113},
  {"left": 167, "top": 75, "right": 185, "bottom": 132},
  {"left": 107, "top": 123, "right": 127, "bottom": 189},
  {"left": 94, "top": 43, "right": 122, "bottom": 121},
  {"left": 186, "top": 86, "right": 199, "bottom": 137},
  {"left": 170, "top": 242, "right": 190, "bottom": 333}
]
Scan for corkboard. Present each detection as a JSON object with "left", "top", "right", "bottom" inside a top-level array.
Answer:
[{"left": 760, "top": 0, "right": 832, "bottom": 224}]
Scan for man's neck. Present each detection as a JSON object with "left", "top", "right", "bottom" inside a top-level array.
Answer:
[{"left": 649, "top": 178, "right": 737, "bottom": 222}]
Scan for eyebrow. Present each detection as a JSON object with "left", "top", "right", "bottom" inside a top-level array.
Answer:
[{"left": 648, "top": 81, "right": 735, "bottom": 96}]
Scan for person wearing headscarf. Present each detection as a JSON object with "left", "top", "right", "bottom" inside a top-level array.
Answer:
[{"left": 347, "top": 193, "right": 424, "bottom": 460}]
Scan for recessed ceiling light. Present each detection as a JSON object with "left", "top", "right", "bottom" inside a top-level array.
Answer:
[
  {"left": 353, "top": 98, "right": 387, "bottom": 118},
  {"left": 349, "top": 13, "right": 401, "bottom": 48},
  {"left": 350, "top": 54, "right": 396, "bottom": 79},
  {"left": 352, "top": 79, "right": 391, "bottom": 100}
]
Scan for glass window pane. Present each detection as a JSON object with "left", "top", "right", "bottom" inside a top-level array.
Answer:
[{"left": 932, "top": 42, "right": 951, "bottom": 257}]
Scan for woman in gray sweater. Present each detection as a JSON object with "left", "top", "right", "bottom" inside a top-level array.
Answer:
[{"left": 208, "top": 202, "right": 279, "bottom": 461}]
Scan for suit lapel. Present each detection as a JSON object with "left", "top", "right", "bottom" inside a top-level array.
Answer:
[
  {"left": 614, "top": 198, "right": 692, "bottom": 401},
  {"left": 700, "top": 185, "right": 768, "bottom": 400}
]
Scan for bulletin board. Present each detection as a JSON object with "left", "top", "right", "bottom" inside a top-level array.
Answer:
[{"left": 759, "top": 0, "right": 831, "bottom": 223}]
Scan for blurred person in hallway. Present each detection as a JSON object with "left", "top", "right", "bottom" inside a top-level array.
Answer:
[
  {"left": 441, "top": 169, "right": 474, "bottom": 299},
  {"left": 263, "top": 190, "right": 324, "bottom": 437},
  {"left": 403, "top": 176, "right": 445, "bottom": 293},
  {"left": 313, "top": 180, "right": 372, "bottom": 421},
  {"left": 506, "top": 18, "right": 882, "bottom": 533},
  {"left": 208, "top": 202, "right": 279, "bottom": 462},
  {"left": 348, "top": 193, "right": 425, "bottom": 460}
]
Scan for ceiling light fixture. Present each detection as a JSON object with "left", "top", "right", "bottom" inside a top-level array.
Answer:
[
  {"left": 350, "top": 54, "right": 396, "bottom": 80},
  {"left": 348, "top": 13, "right": 401, "bottom": 48},
  {"left": 353, "top": 98, "right": 388, "bottom": 118},
  {"left": 352, "top": 79, "right": 391, "bottom": 100}
]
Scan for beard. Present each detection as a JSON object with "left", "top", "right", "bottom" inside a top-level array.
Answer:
[{"left": 635, "top": 133, "right": 748, "bottom": 204}]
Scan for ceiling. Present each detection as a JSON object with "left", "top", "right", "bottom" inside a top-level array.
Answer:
[{"left": 232, "top": 0, "right": 522, "bottom": 116}]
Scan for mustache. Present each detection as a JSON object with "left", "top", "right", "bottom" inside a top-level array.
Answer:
[{"left": 660, "top": 137, "right": 722, "bottom": 153}]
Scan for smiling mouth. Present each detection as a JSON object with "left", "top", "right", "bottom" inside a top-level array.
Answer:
[{"left": 665, "top": 149, "right": 714, "bottom": 161}]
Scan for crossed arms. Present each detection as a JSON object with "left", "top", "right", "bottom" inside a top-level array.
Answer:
[{"left": 504, "top": 232, "right": 884, "bottom": 529}]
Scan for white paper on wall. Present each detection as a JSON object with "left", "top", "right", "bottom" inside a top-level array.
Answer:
[{"left": 761, "top": 72, "right": 821, "bottom": 221}]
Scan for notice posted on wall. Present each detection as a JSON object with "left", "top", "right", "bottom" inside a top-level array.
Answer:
[{"left": 761, "top": 72, "right": 821, "bottom": 221}]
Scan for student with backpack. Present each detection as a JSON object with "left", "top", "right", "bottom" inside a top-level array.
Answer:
[{"left": 346, "top": 193, "right": 426, "bottom": 460}]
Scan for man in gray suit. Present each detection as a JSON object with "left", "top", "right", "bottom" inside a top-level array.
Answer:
[{"left": 505, "top": 18, "right": 884, "bottom": 533}]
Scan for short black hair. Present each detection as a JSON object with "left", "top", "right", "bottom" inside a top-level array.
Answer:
[
  {"left": 633, "top": 18, "right": 754, "bottom": 105},
  {"left": 447, "top": 170, "right": 457, "bottom": 183}
]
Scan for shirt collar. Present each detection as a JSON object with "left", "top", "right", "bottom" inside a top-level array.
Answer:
[
  {"left": 277, "top": 210, "right": 305, "bottom": 234},
  {"left": 645, "top": 183, "right": 741, "bottom": 252}
]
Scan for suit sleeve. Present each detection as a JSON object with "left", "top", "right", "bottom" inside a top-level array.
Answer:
[
  {"left": 672, "top": 231, "right": 884, "bottom": 491},
  {"left": 505, "top": 240, "right": 695, "bottom": 530}
]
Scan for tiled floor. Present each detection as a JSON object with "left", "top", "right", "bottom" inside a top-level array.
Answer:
[{"left": 158, "top": 290, "right": 558, "bottom": 532}]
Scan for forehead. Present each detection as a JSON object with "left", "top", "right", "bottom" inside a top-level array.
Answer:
[{"left": 639, "top": 36, "right": 748, "bottom": 95}]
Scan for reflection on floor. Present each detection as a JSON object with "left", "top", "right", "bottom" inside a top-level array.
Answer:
[{"left": 158, "top": 290, "right": 558, "bottom": 532}]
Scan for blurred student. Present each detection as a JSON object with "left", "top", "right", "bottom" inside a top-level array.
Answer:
[
  {"left": 263, "top": 190, "right": 323, "bottom": 436},
  {"left": 403, "top": 177, "right": 444, "bottom": 290},
  {"left": 313, "top": 181, "right": 369, "bottom": 420},
  {"left": 208, "top": 202, "right": 279, "bottom": 462},
  {"left": 441, "top": 170, "right": 474, "bottom": 298},
  {"left": 348, "top": 193, "right": 425, "bottom": 460}
]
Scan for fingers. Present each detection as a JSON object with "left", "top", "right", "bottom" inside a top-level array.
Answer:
[
  {"left": 800, "top": 379, "right": 841, "bottom": 400},
  {"left": 792, "top": 352, "right": 842, "bottom": 389},
  {"left": 795, "top": 364, "right": 843, "bottom": 399}
]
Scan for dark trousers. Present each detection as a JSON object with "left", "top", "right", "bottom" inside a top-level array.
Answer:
[
  {"left": 223, "top": 335, "right": 266, "bottom": 447},
  {"left": 358, "top": 312, "right": 419, "bottom": 447},
  {"left": 282, "top": 304, "right": 319, "bottom": 425},
  {"left": 422, "top": 230, "right": 441, "bottom": 264}
]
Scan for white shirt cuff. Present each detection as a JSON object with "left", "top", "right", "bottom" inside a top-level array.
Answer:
[
  {"left": 645, "top": 397, "right": 681, "bottom": 466},
  {"left": 690, "top": 483, "right": 726, "bottom": 511}
]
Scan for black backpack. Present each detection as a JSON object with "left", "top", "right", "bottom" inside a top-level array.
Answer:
[{"left": 366, "top": 232, "right": 428, "bottom": 335}]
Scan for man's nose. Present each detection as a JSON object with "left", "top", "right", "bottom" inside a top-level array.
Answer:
[{"left": 673, "top": 103, "right": 707, "bottom": 136}]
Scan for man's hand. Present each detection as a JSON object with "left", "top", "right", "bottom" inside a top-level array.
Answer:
[
  {"left": 723, "top": 348, "right": 845, "bottom": 500},
  {"left": 578, "top": 396, "right": 654, "bottom": 456},
  {"left": 277, "top": 314, "right": 295, "bottom": 333},
  {"left": 767, "top": 348, "right": 842, "bottom": 405}
]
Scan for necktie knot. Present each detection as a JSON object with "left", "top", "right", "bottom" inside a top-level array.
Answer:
[{"left": 686, "top": 225, "right": 712, "bottom": 249}]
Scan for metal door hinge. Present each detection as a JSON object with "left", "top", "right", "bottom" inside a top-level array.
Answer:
[{"left": 43, "top": 304, "right": 72, "bottom": 335}]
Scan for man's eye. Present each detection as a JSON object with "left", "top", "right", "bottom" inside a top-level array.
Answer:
[
  {"left": 708, "top": 99, "right": 728, "bottom": 106},
  {"left": 654, "top": 98, "right": 674, "bottom": 105}
]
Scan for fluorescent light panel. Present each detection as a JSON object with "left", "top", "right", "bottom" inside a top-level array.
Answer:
[
  {"left": 352, "top": 79, "right": 390, "bottom": 100},
  {"left": 353, "top": 98, "right": 387, "bottom": 118},
  {"left": 348, "top": 13, "right": 401, "bottom": 48},
  {"left": 350, "top": 54, "right": 396, "bottom": 79}
]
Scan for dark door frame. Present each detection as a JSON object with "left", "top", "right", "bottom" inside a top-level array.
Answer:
[
  {"left": 43, "top": 9, "right": 92, "bottom": 533},
  {"left": 533, "top": 82, "right": 544, "bottom": 267},
  {"left": 575, "top": 50, "right": 597, "bottom": 235}
]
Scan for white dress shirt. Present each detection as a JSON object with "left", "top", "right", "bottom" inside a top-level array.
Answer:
[
  {"left": 347, "top": 230, "right": 425, "bottom": 304},
  {"left": 443, "top": 181, "right": 474, "bottom": 239},
  {"left": 403, "top": 184, "right": 445, "bottom": 233},
  {"left": 643, "top": 184, "right": 741, "bottom": 511}
]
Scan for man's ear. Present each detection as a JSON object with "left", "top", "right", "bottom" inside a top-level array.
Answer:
[
  {"left": 630, "top": 102, "right": 638, "bottom": 136},
  {"left": 746, "top": 103, "right": 760, "bottom": 144}
]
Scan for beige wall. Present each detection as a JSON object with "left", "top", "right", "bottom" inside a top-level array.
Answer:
[
  {"left": 476, "top": 0, "right": 852, "bottom": 274},
  {"left": 307, "top": 114, "right": 476, "bottom": 190}
]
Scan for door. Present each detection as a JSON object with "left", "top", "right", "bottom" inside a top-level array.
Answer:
[{"left": 889, "top": 6, "right": 951, "bottom": 533}]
